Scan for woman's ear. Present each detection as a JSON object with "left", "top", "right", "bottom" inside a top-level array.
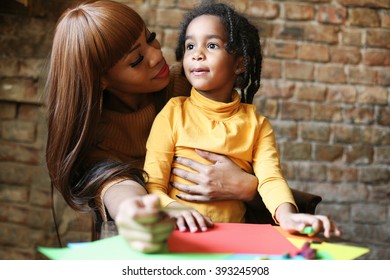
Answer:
[{"left": 101, "top": 77, "right": 108, "bottom": 90}]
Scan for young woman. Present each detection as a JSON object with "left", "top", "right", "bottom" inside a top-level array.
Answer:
[
  {"left": 145, "top": 2, "right": 341, "bottom": 238},
  {"left": 45, "top": 0, "right": 258, "bottom": 253}
]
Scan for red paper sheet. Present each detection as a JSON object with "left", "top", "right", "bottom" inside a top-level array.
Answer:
[{"left": 168, "top": 223, "right": 299, "bottom": 255}]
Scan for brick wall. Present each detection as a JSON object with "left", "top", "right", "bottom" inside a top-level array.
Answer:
[{"left": 0, "top": 0, "right": 389, "bottom": 259}]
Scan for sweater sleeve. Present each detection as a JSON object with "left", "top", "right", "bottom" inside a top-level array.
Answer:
[
  {"left": 252, "top": 117, "right": 298, "bottom": 222},
  {"left": 144, "top": 101, "right": 177, "bottom": 207}
]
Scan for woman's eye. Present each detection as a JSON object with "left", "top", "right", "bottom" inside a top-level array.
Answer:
[
  {"left": 147, "top": 32, "right": 156, "bottom": 44},
  {"left": 129, "top": 55, "right": 144, "bottom": 67}
]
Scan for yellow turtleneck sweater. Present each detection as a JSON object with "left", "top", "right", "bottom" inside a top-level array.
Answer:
[{"left": 145, "top": 88, "right": 296, "bottom": 223}]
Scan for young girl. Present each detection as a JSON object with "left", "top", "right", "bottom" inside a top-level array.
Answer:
[
  {"left": 45, "top": 0, "right": 260, "bottom": 252},
  {"left": 145, "top": 2, "right": 340, "bottom": 238}
]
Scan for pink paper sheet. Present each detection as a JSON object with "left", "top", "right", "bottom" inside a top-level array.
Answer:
[{"left": 168, "top": 223, "right": 299, "bottom": 255}]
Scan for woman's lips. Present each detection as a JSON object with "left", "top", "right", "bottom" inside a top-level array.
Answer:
[{"left": 154, "top": 63, "right": 169, "bottom": 79}]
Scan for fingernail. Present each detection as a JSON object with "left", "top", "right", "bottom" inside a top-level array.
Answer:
[{"left": 176, "top": 195, "right": 182, "bottom": 199}]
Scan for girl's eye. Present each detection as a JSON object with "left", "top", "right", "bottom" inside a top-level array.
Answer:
[
  {"left": 129, "top": 55, "right": 144, "bottom": 67},
  {"left": 185, "top": 43, "right": 194, "bottom": 51},
  {"left": 208, "top": 43, "right": 218, "bottom": 49},
  {"left": 147, "top": 32, "right": 156, "bottom": 44}
]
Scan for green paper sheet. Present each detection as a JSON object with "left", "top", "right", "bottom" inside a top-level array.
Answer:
[{"left": 38, "top": 235, "right": 229, "bottom": 260}]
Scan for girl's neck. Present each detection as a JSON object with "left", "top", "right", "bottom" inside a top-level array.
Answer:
[{"left": 196, "top": 88, "right": 233, "bottom": 103}]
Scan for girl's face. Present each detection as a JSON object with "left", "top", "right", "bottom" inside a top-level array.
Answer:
[
  {"left": 183, "top": 15, "right": 242, "bottom": 103},
  {"left": 102, "top": 27, "right": 170, "bottom": 98}
]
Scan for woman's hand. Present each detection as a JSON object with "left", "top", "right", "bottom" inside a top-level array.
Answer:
[
  {"left": 171, "top": 149, "right": 258, "bottom": 202},
  {"left": 115, "top": 194, "right": 175, "bottom": 253},
  {"left": 276, "top": 203, "right": 341, "bottom": 238},
  {"left": 166, "top": 201, "right": 214, "bottom": 233}
]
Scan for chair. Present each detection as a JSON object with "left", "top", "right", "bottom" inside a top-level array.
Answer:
[{"left": 244, "top": 188, "right": 322, "bottom": 224}]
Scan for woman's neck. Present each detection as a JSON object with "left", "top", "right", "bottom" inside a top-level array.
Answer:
[{"left": 104, "top": 92, "right": 153, "bottom": 113}]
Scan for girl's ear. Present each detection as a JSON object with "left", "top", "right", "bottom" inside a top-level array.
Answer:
[{"left": 234, "top": 56, "right": 245, "bottom": 75}]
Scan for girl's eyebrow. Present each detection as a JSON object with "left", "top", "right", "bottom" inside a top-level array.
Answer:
[{"left": 185, "top": 34, "right": 222, "bottom": 40}]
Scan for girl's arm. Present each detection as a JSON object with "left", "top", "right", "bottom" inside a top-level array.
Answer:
[{"left": 171, "top": 149, "right": 258, "bottom": 202}]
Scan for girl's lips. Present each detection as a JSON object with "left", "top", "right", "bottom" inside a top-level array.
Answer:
[{"left": 154, "top": 63, "right": 169, "bottom": 79}]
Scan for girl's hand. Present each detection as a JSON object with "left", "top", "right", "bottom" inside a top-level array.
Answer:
[
  {"left": 276, "top": 203, "right": 341, "bottom": 238},
  {"left": 166, "top": 201, "right": 214, "bottom": 233},
  {"left": 115, "top": 194, "right": 175, "bottom": 253},
  {"left": 171, "top": 149, "right": 258, "bottom": 202}
]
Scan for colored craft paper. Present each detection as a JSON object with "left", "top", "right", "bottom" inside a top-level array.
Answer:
[
  {"left": 168, "top": 223, "right": 299, "bottom": 255},
  {"left": 38, "top": 235, "right": 229, "bottom": 260},
  {"left": 287, "top": 237, "right": 369, "bottom": 260}
]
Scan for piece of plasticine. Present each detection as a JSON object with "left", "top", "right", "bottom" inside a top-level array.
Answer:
[{"left": 300, "top": 226, "right": 315, "bottom": 235}]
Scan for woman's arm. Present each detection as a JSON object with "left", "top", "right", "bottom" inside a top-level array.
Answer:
[
  {"left": 103, "top": 181, "right": 175, "bottom": 253},
  {"left": 171, "top": 149, "right": 258, "bottom": 202}
]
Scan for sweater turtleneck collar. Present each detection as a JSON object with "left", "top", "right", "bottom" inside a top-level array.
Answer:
[{"left": 189, "top": 87, "right": 241, "bottom": 119}]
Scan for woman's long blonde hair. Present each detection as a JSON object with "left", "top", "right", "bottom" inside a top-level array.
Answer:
[{"left": 46, "top": 0, "right": 146, "bottom": 211}]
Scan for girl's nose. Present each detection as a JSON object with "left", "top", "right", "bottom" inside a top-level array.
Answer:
[{"left": 192, "top": 49, "right": 205, "bottom": 61}]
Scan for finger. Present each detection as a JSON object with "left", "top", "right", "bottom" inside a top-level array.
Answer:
[
  {"left": 175, "top": 216, "right": 188, "bottom": 232},
  {"left": 128, "top": 240, "right": 166, "bottom": 254},
  {"left": 173, "top": 156, "right": 207, "bottom": 173},
  {"left": 171, "top": 181, "right": 200, "bottom": 195},
  {"left": 119, "top": 220, "right": 174, "bottom": 243},
  {"left": 176, "top": 193, "right": 211, "bottom": 202},
  {"left": 194, "top": 149, "right": 225, "bottom": 164},
  {"left": 181, "top": 211, "right": 202, "bottom": 233}
]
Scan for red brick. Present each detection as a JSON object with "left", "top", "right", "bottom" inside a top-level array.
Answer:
[
  {"left": 349, "top": 8, "right": 380, "bottom": 27},
  {"left": 357, "top": 86, "right": 388, "bottom": 105},
  {"left": 298, "top": 44, "right": 330, "bottom": 62},
  {"left": 296, "top": 84, "right": 326, "bottom": 101},
  {"left": 344, "top": 107, "right": 375, "bottom": 124},
  {"left": 339, "top": 0, "right": 390, "bottom": 8},
  {"left": 261, "top": 59, "right": 281, "bottom": 79},
  {"left": 312, "top": 103, "right": 343, "bottom": 122},
  {"left": 275, "top": 23, "right": 305, "bottom": 40},
  {"left": 272, "top": 121, "right": 298, "bottom": 140},
  {"left": 284, "top": 3, "right": 314, "bottom": 20},
  {"left": 282, "top": 142, "right": 312, "bottom": 160},
  {"left": 380, "top": 10, "right": 390, "bottom": 28},
  {"left": 327, "top": 166, "right": 358, "bottom": 182},
  {"left": 264, "top": 40, "right": 297, "bottom": 59},
  {"left": 300, "top": 123, "right": 331, "bottom": 141},
  {"left": 377, "top": 68, "right": 390, "bottom": 86},
  {"left": 285, "top": 62, "right": 314, "bottom": 81},
  {"left": 297, "top": 162, "right": 327, "bottom": 182},
  {"left": 317, "top": 65, "right": 346, "bottom": 83},
  {"left": 259, "top": 80, "right": 295, "bottom": 98},
  {"left": 327, "top": 85, "right": 357, "bottom": 103},
  {"left": 366, "top": 29, "right": 390, "bottom": 48},
  {"left": 363, "top": 50, "right": 390, "bottom": 66},
  {"left": 330, "top": 46, "right": 361, "bottom": 64},
  {"left": 348, "top": 66, "right": 377, "bottom": 85},
  {"left": 246, "top": 1, "right": 279, "bottom": 19},
  {"left": 317, "top": 5, "right": 347, "bottom": 24},
  {"left": 305, "top": 24, "right": 339, "bottom": 44},
  {"left": 341, "top": 29, "right": 363, "bottom": 46},
  {"left": 379, "top": 107, "right": 390, "bottom": 126},
  {"left": 314, "top": 144, "right": 344, "bottom": 161},
  {"left": 281, "top": 101, "right": 311, "bottom": 121}
]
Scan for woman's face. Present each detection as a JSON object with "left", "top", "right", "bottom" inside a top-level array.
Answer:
[{"left": 102, "top": 28, "right": 170, "bottom": 98}]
